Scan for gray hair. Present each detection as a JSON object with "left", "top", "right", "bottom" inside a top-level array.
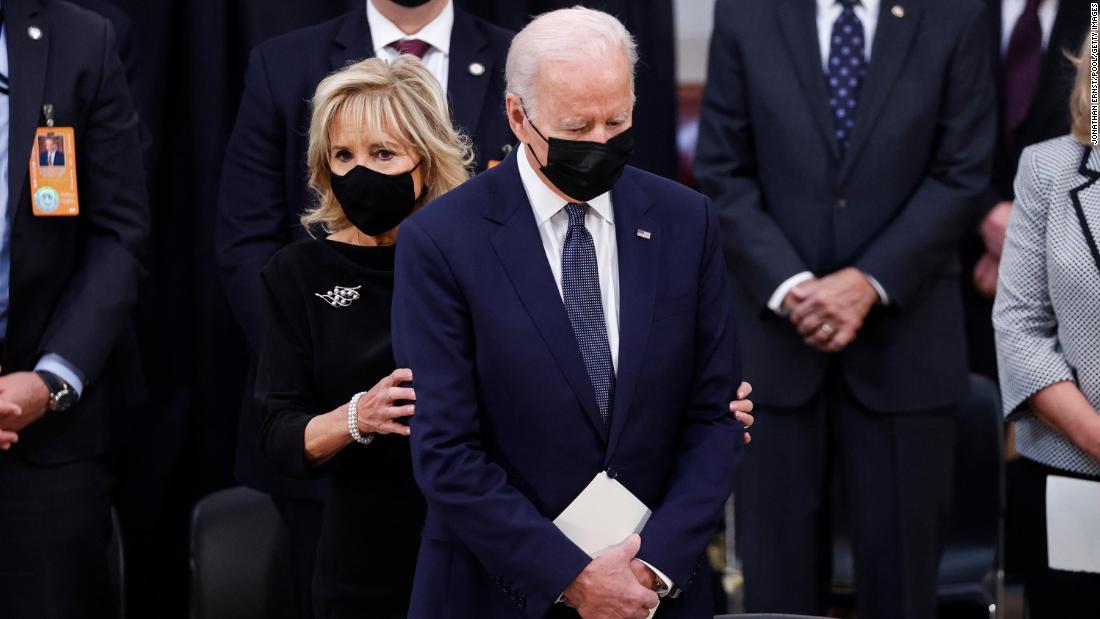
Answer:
[{"left": 505, "top": 6, "right": 638, "bottom": 121}]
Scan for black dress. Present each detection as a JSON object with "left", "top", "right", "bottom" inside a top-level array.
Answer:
[{"left": 256, "top": 239, "right": 425, "bottom": 619}]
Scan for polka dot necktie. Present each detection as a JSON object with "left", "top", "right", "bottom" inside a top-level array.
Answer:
[
  {"left": 561, "top": 203, "right": 615, "bottom": 426},
  {"left": 826, "top": 0, "right": 867, "bottom": 155}
]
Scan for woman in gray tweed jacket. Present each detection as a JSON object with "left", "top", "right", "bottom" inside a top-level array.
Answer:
[{"left": 993, "top": 37, "right": 1100, "bottom": 618}]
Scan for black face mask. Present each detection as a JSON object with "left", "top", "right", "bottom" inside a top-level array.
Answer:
[
  {"left": 390, "top": 0, "right": 432, "bottom": 6},
  {"left": 330, "top": 161, "right": 421, "bottom": 236},
  {"left": 525, "top": 113, "right": 635, "bottom": 203}
]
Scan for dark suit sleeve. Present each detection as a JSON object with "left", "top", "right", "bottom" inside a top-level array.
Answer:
[
  {"left": 393, "top": 219, "right": 591, "bottom": 617},
  {"left": 216, "top": 47, "right": 292, "bottom": 351},
  {"left": 636, "top": 197, "right": 742, "bottom": 590},
  {"left": 39, "top": 20, "right": 148, "bottom": 384},
  {"left": 255, "top": 262, "right": 323, "bottom": 479},
  {"left": 854, "top": 3, "right": 995, "bottom": 306},
  {"left": 694, "top": 0, "right": 809, "bottom": 309}
]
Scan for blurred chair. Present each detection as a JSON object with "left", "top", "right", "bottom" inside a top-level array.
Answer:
[
  {"left": 832, "top": 373, "right": 1004, "bottom": 618},
  {"left": 190, "top": 486, "right": 296, "bottom": 619}
]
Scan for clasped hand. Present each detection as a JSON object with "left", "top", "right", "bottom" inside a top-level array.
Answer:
[
  {"left": 563, "top": 534, "right": 660, "bottom": 619},
  {"left": 783, "top": 267, "right": 879, "bottom": 353}
]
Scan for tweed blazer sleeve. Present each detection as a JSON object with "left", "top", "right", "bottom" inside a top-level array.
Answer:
[{"left": 993, "top": 146, "right": 1076, "bottom": 418}]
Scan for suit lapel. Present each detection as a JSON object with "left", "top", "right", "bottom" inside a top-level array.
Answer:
[
  {"left": 838, "top": 0, "right": 921, "bottom": 185},
  {"left": 604, "top": 172, "right": 657, "bottom": 460},
  {"left": 1071, "top": 146, "right": 1100, "bottom": 279},
  {"left": 447, "top": 11, "right": 494, "bottom": 147},
  {"left": 486, "top": 155, "right": 609, "bottom": 442},
  {"left": 7, "top": 0, "right": 48, "bottom": 217},
  {"left": 330, "top": 6, "right": 374, "bottom": 72},
  {"left": 776, "top": 0, "right": 841, "bottom": 161},
  {"left": 987, "top": 0, "right": 1002, "bottom": 59}
]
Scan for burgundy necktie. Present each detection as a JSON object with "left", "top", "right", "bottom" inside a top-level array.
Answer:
[
  {"left": 388, "top": 39, "right": 432, "bottom": 59},
  {"left": 1002, "top": 0, "right": 1044, "bottom": 151}
]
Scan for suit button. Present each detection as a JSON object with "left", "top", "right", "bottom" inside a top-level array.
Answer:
[
  {"left": 835, "top": 198, "right": 847, "bottom": 210},
  {"left": 606, "top": 467, "right": 618, "bottom": 479}
]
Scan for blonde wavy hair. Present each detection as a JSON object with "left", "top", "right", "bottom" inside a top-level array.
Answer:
[
  {"left": 1068, "top": 33, "right": 1099, "bottom": 145},
  {"left": 301, "top": 56, "right": 473, "bottom": 235}
]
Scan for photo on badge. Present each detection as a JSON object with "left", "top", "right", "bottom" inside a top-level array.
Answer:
[{"left": 29, "top": 125, "right": 80, "bottom": 216}]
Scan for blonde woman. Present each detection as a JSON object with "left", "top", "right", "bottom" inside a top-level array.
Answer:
[
  {"left": 994, "top": 35, "right": 1100, "bottom": 618},
  {"left": 255, "top": 55, "right": 471, "bottom": 618}
]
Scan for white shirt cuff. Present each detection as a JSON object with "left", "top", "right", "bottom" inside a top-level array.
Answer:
[
  {"left": 638, "top": 560, "right": 674, "bottom": 597},
  {"left": 35, "top": 354, "right": 85, "bottom": 397},
  {"left": 864, "top": 273, "right": 889, "bottom": 305},
  {"left": 767, "top": 271, "right": 814, "bottom": 315}
]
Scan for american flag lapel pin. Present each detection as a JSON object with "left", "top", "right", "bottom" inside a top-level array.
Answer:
[{"left": 636, "top": 229, "right": 652, "bottom": 240}]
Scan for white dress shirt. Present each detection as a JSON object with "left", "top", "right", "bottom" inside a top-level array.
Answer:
[
  {"left": 366, "top": 0, "right": 453, "bottom": 92},
  {"left": 517, "top": 143, "right": 676, "bottom": 594},
  {"left": 768, "top": 0, "right": 888, "bottom": 314},
  {"left": 1000, "top": 0, "right": 1059, "bottom": 54},
  {"left": 517, "top": 142, "right": 620, "bottom": 372}
]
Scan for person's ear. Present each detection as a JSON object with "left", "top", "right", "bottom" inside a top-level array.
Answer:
[{"left": 505, "top": 93, "right": 528, "bottom": 143}]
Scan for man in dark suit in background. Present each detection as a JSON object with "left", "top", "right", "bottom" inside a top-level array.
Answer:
[
  {"left": 0, "top": 0, "right": 149, "bottom": 617},
  {"left": 695, "top": 0, "right": 994, "bottom": 617},
  {"left": 963, "top": 0, "right": 1088, "bottom": 378},
  {"left": 215, "top": 1, "right": 513, "bottom": 616}
]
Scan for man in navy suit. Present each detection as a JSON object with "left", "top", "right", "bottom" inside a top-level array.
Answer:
[
  {"left": 38, "top": 137, "right": 64, "bottom": 166},
  {"left": 214, "top": 2, "right": 513, "bottom": 615},
  {"left": 393, "top": 7, "right": 742, "bottom": 618},
  {"left": 695, "top": 0, "right": 995, "bottom": 617}
]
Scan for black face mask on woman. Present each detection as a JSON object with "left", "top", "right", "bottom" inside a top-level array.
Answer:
[
  {"left": 330, "top": 160, "right": 421, "bottom": 236},
  {"left": 524, "top": 110, "right": 635, "bottom": 203}
]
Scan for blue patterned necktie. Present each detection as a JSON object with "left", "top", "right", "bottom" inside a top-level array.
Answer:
[
  {"left": 561, "top": 202, "right": 615, "bottom": 425},
  {"left": 826, "top": 0, "right": 867, "bottom": 154}
]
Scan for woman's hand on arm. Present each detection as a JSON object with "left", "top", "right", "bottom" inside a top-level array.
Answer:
[
  {"left": 1029, "top": 381, "right": 1100, "bottom": 462},
  {"left": 302, "top": 368, "right": 416, "bottom": 466},
  {"left": 730, "top": 381, "right": 754, "bottom": 445}
]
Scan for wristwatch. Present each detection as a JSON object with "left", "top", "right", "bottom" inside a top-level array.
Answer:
[{"left": 35, "top": 370, "right": 78, "bottom": 412}]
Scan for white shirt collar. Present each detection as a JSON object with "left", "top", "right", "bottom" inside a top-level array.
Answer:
[
  {"left": 516, "top": 142, "right": 614, "bottom": 227},
  {"left": 366, "top": 0, "right": 454, "bottom": 57},
  {"left": 815, "top": 0, "right": 879, "bottom": 16}
]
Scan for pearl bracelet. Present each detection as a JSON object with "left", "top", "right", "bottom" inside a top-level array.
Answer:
[{"left": 347, "top": 391, "right": 375, "bottom": 446}]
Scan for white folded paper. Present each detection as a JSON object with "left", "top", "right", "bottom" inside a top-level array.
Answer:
[
  {"left": 554, "top": 471, "right": 659, "bottom": 617},
  {"left": 1046, "top": 474, "right": 1100, "bottom": 574}
]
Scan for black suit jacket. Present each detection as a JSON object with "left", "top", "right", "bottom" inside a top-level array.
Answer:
[
  {"left": 2, "top": 0, "right": 149, "bottom": 465},
  {"left": 984, "top": 0, "right": 1089, "bottom": 206},
  {"left": 695, "top": 0, "right": 995, "bottom": 412},
  {"left": 216, "top": 5, "right": 512, "bottom": 496}
]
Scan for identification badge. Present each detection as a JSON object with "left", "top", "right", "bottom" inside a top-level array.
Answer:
[{"left": 29, "top": 126, "right": 79, "bottom": 216}]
